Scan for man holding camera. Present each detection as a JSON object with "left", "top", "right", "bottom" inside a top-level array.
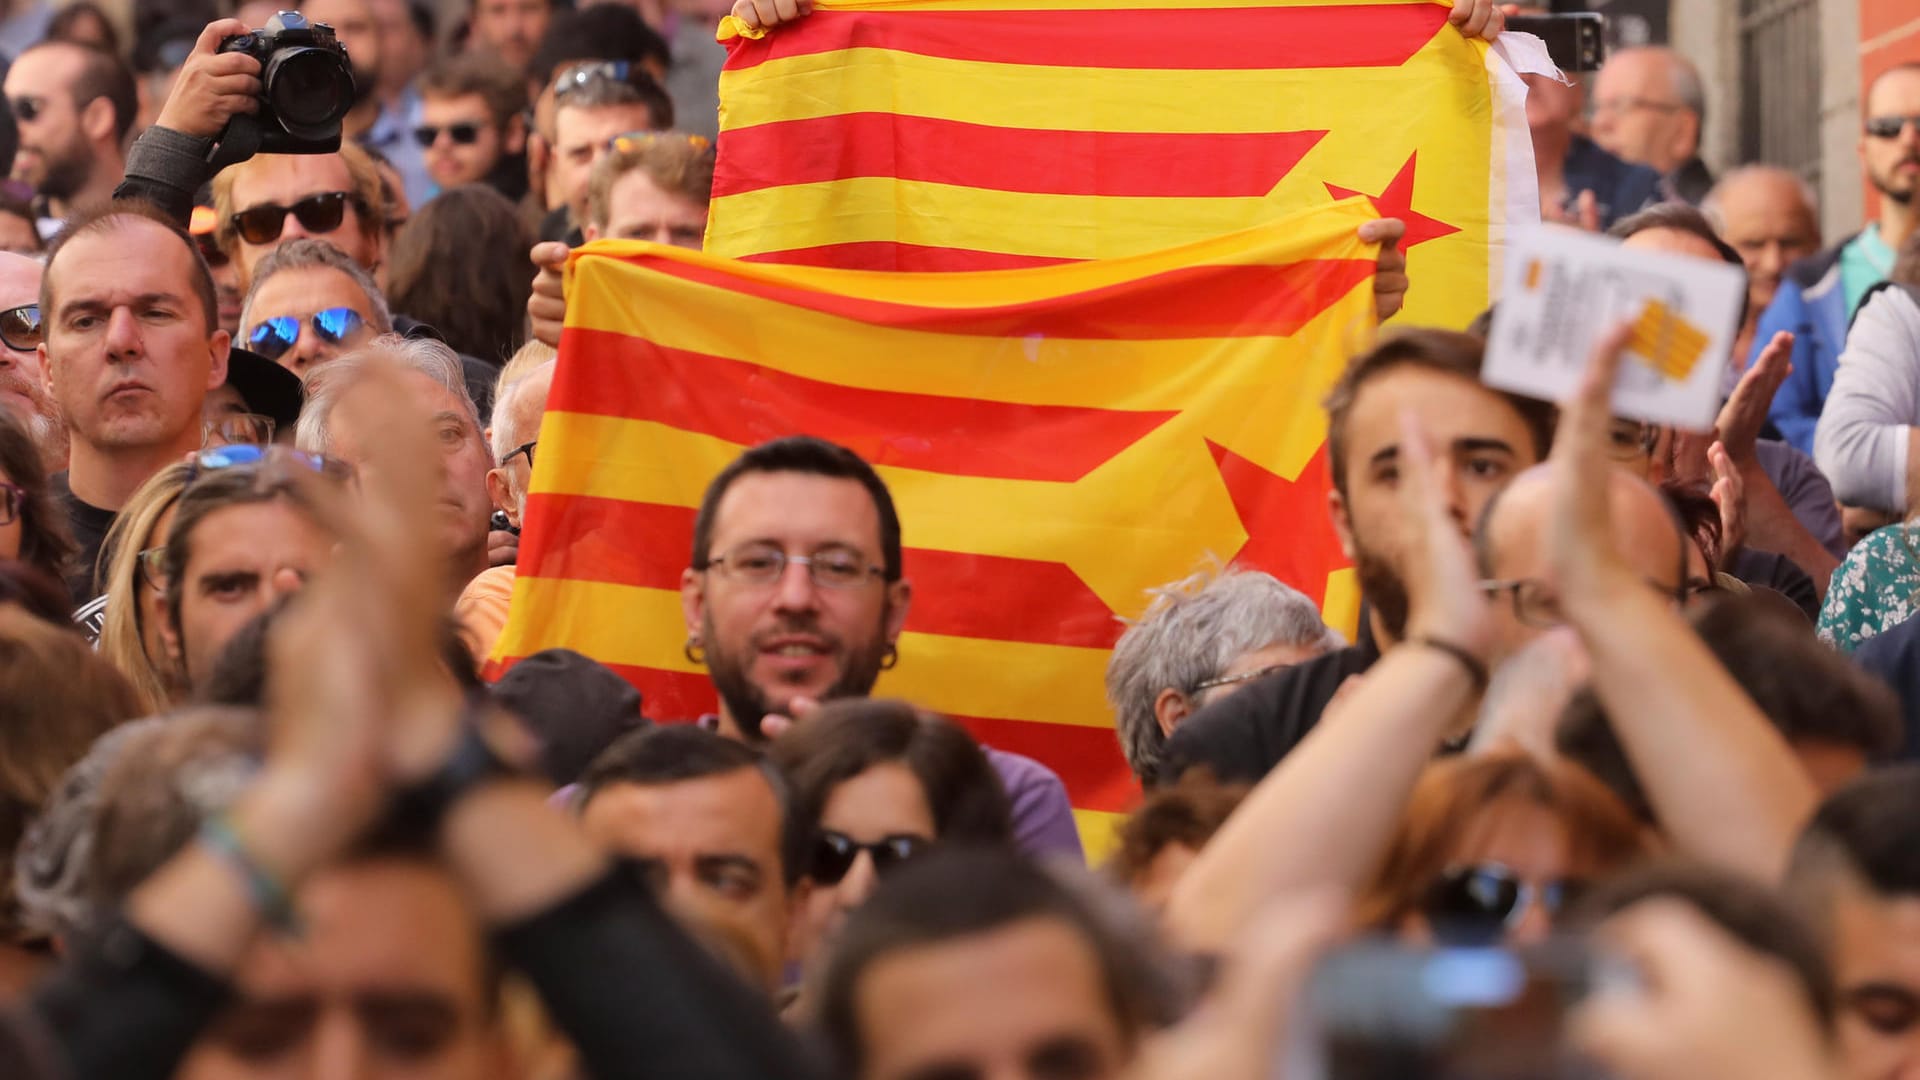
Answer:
[{"left": 117, "top": 21, "right": 391, "bottom": 284}]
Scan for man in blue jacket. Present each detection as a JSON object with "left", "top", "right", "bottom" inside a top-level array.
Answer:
[{"left": 1759, "top": 63, "right": 1920, "bottom": 454}]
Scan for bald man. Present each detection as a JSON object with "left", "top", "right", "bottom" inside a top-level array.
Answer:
[
  {"left": 1703, "top": 167, "right": 1822, "bottom": 351},
  {"left": 1590, "top": 46, "right": 1714, "bottom": 205},
  {"left": 1474, "top": 464, "right": 1690, "bottom": 665}
]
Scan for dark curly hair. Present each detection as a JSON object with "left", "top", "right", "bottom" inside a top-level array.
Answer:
[{"left": 0, "top": 409, "right": 76, "bottom": 585}]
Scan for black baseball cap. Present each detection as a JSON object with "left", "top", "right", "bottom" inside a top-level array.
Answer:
[{"left": 224, "top": 347, "right": 304, "bottom": 434}]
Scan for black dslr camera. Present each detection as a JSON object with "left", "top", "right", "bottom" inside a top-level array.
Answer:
[{"left": 209, "top": 12, "right": 355, "bottom": 168}]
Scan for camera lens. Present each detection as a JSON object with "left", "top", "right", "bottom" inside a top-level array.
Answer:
[{"left": 263, "top": 46, "right": 353, "bottom": 137}]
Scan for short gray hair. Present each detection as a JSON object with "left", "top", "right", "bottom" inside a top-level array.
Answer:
[
  {"left": 490, "top": 360, "right": 554, "bottom": 461},
  {"left": 295, "top": 334, "right": 479, "bottom": 456},
  {"left": 1105, "top": 567, "right": 1343, "bottom": 778},
  {"left": 238, "top": 237, "right": 393, "bottom": 338}
]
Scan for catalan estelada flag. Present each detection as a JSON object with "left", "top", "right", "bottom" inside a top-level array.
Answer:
[
  {"left": 493, "top": 0, "right": 1537, "bottom": 852},
  {"left": 708, "top": 0, "right": 1540, "bottom": 326}
]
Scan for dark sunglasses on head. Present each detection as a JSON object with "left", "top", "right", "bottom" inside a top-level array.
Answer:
[
  {"left": 0, "top": 303, "right": 40, "bottom": 352},
  {"left": 808, "top": 830, "right": 931, "bottom": 885},
  {"left": 229, "top": 191, "right": 356, "bottom": 246},
  {"left": 1866, "top": 114, "right": 1920, "bottom": 139},
  {"left": 553, "top": 59, "right": 653, "bottom": 100},
  {"left": 413, "top": 121, "right": 484, "bottom": 147},
  {"left": 1421, "top": 863, "right": 1588, "bottom": 947},
  {"left": 247, "top": 307, "right": 368, "bottom": 362}
]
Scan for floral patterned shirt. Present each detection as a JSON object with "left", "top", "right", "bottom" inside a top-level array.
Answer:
[{"left": 1818, "top": 524, "right": 1920, "bottom": 653}]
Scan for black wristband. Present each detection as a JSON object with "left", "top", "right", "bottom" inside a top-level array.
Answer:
[
  {"left": 1407, "top": 635, "right": 1490, "bottom": 692},
  {"left": 388, "top": 703, "right": 518, "bottom": 835}
]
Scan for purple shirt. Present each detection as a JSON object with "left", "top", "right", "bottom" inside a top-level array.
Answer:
[
  {"left": 984, "top": 748, "right": 1085, "bottom": 862},
  {"left": 577, "top": 716, "right": 1086, "bottom": 862}
]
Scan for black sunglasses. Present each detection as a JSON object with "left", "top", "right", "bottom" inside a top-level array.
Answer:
[
  {"left": 808, "top": 831, "right": 931, "bottom": 885},
  {"left": 0, "top": 303, "right": 40, "bottom": 352},
  {"left": 1866, "top": 114, "right": 1920, "bottom": 139},
  {"left": 229, "top": 191, "right": 357, "bottom": 246},
  {"left": 247, "top": 307, "right": 368, "bottom": 362},
  {"left": 1421, "top": 864, "right": 1588, "bottom": 946},
  {"left": 413, "top": 121, "right": 484, "bottom": 147}
]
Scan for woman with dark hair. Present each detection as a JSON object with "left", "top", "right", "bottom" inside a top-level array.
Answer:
[
  {"left": 0, "top": 410, "right": 76, "bottom": 592},
  {"left": 769, "top": 699, "right": 1012, "bottom": 961},
  {"left": 387, "top": 185, "right": 534, "bottom": 365}
]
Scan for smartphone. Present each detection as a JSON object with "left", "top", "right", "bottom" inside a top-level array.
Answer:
[
  {"left": 1506, "top": 13, "right": 1607, "bottom": 73},
  {"left": 1290, "top": 938, "right": 1630, "bottom": 1080}
]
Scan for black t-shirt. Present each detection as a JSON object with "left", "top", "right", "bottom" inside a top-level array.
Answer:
[
  {"left": 1725, "top": 547, "right": 1820, "bottom": 623},
  {"left": 48, "top": 471, "right": 115, "bottom": 606},
  {"left": 1150, "top": 633, "right": 1382, "bottom": 787}
]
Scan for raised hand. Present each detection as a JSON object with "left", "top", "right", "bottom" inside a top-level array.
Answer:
[
  {"left": 528, "top": 241, "right": 569, "bottom": 348},
  {"left": 155, "top": 20, "right": 263, "bottom": 141},
  {"left": 1546, "top": 322, "right": 1638, "bottom": 601},
  {"left": 730, "top": 0, "right": 814, "bottom": 32},
  {"left": 1714, "top": 330, "right": 1793, "bottom": 467},
  {"left": 1449, "top": 0, "right": 1507, "bottom": 40},
  {"left": 1396, "top": 407, "right": 1496, "bottom": 660},
  {"left": 1362, "top": 218, "right": 1410, "bottom": 323}
]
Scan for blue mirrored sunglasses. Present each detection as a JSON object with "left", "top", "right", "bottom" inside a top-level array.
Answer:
[
  {"left": 186, "top": 444, "right": 338, "bottom": 484},
  {"left": 247, "top": 307, "right": 367, "bottom": 362}
]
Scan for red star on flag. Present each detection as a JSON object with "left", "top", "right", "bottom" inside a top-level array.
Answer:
[{"left": 1325, "top": 152, "right": 1462, "bottom": 250}]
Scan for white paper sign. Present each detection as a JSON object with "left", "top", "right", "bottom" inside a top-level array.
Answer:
[{"left": 1484, "top": 224, "right": 1747, "bottom": 431}]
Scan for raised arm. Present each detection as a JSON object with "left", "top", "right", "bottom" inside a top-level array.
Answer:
[
  {"left": 1552, "top": 327, "right": 1818, "bottom": 881},
  {"left": 1165, "top": 408, "right": 1495, "bottom": 952},
  {"left": 1813, "top": 288, "right": 1920, "bottom": 515}
]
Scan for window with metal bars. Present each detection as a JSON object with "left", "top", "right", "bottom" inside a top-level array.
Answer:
[{"left": 1737, "top": 0, "right": 1824, "bottom": 189}]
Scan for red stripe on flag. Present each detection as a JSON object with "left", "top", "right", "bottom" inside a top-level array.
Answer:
[
  {"left": 739, "top": 243, "right": 1076, "bottom": 272},
  {"left": 517, "top": 495, "right": 1123, "bottom": 649},
  {"left": 549, "top": 330, "right": 1175, "bottom": 483},
  {"left": 949, "top": 713, "right": 1138, "bottom": 814},
  {"left": 614, "top": 254, "right": 1378, "bottom": 339},
  {"left": 714, "top": 115, "right": 1327, "bottom": 199},
  {"left": 484, "top": 659, "right": 1134, "bottom": 811},
  {"left": 724, "top": 4, "right": 1448, "bottom": 72}
]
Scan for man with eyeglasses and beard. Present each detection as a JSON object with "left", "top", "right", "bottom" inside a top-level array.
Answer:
[
  {"left": 3, "top": 40, "right": 136, "bottom": 237},
  {"left": 0, "top": 251, "right": 64, "bottom": 470},
  {"left": 680, "top": 435, "right": 1084, "bottom": 859}
]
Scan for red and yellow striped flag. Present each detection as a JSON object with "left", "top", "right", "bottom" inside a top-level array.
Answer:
[
  {"left": 498, "top": 200, "right": 1374, "bottom": 849},
  {"left": 708, "top": 0, "right": 1537, "bottom": 327},
  {"left": 493, "top": 0, "right": 1536, "bottom": 852}
]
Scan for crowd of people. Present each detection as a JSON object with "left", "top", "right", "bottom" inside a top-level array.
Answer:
[{"left": 0, "top": 0, "right": 1915, "bottom": 1077}]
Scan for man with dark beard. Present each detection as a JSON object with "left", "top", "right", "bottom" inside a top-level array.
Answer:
[
  {"left": 1758, "top": 62, "right": 1920, "bottom": 455},
  {"left": 3, "top": 40, "right": 135, "bottom": 237},
  {"left": 1148, "top": 329, "right": 1557, "bottom": 786},
  {"left": 680, "top": 435, "right": 1084, "bottom": 858}
]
